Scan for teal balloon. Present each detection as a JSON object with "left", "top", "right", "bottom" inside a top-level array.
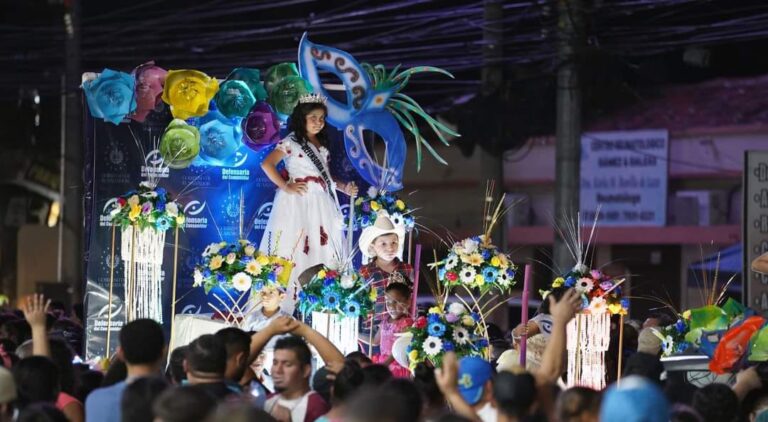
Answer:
[
  {"left": 215, "top": 80, "right": 256, "bottom": 118},
  {"left": 195, "top": 109, "right": 243, "bottom": 166},
  {"left": 227, "top": 68, "right": 268, "bottom": 102},
  {"left": 264, "top": 62, "right": 299, "bottom": 94},
  {"left": 83, "top": 69, "right": 137, "bottom": 125},
  {"left": 268, "top": 76, "right": 312, "bottom": 116}
]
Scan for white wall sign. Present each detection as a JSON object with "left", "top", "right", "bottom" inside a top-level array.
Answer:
[
  {"left": 744, "top": 151, "right": 768, "bottom": 309},
  {"left": 580, "top": 129, "right": 669, "bottom": 226}
]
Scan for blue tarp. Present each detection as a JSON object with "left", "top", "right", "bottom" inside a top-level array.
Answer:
[{"left": 688, "top": 243, "right": 742, "bottom": 273}]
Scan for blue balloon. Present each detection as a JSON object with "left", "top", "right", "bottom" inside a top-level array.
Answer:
[
  {"left": 192, "top": 109, "right": 244, "bottom": 167},
  {"left": 83, "top": 69, "right": 137, "bottom": 125},
  {"left": 343, "top": 111, "right": 405, "bottom": 191}
]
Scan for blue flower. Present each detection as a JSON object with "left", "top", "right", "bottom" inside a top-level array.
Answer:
[
  {"left": 82, "top": 69, "right": 137, "bottom": 125},
  {"left": 268, "top": 272, "right": 276, "bottom": 282},
  {"left": 443, "top": 340, "right": 455, "bottom": 351},
  {"left": 298, "top": 291, "right": 306, "bottom": 301},
  {"left": 427, "top": 313, "right": 440, "bottom": 324},
  {"left": 241, "top": 256, "right": 252, "bottom": 263},
  {"left": 344, "top": 300, "right": 361, "bottom": 317},
  {"left": 155, "top": 200, "right": 166, "bottom": 212},
  {"left": 323, "top": 291, "right": 341, "bottom": 309},
  {"left": 481, "top": 249, "right": 491, "bottom": 260},
  {"left": 308, "top": 295, "right": 318, "bottom": 304},
  {"left": 155, "top": 216, "right": 170, "bottom": 231},
  {"left": 254, "top": 282, "right": 264, "bottom": 291},
  {"left": 482, "top": 267, "right": 498, "bottom": 283},
  {"left": 428, "top": 322, "right": 446, "bottom": 337},
  {"left": 203, "top": 269, "right": 212, "bottom": 278},
  {"left": 471, "top": 312, "right": 481, "bottom": 322},
  {"left": 620, "top": 298, "right": 630, "bottom": 310},
  {"left": 674, "top": 319, "right": 686, "bottom": 333},
  {"left": 438, "top": 268, "right": 447, "bottom": 280},
  {"left": 155, "top": 187, "right": 167, "bottom": 197},
  {"left": 507, "top": 269, "right": 516, "bottom": 280},
  {"left": 676, "top": 342, "right": 689, "bottom": 353},
  {"left": 324, "top": 278, "right": 335, "bottom": 287},
  {"left": 216, "top": 273, "right": 226, "bottom": 283},
  {"left": 564, "top": 276, "right": 576, "bottom": 287},
  {"left": 477, "top": 338, "right": 489, "bottom": 348},
  {"left": 360, "top": 215, "right": 371, "bottom": 227}
]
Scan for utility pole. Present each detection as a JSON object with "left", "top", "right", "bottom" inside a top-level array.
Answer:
[
  {"left": 62, "top": 0, "right": 83, "bottom": 298},
  {"left": 481, "top": 0, "right": 505, "bottom": 249},
  {"left": 553, "top": 0, "right": 585, "bottom": 274}
]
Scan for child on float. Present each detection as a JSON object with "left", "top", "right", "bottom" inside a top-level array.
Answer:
[
  {"left": 360, "top": 273, "right": 414, "bottom": 378},
  {"left": 357, "top": 212, "right": 414, "bottom": 338},
  {"left": 259, "top": 94, "right": 358, "bottom": 313}
]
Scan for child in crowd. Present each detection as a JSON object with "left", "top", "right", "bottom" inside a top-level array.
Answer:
[
  {"left": 358, "top": 212, "right": 413, "bottom": 353},
  {"left": 365, "top": 276, "right": 414, "bottom": 378},
  {"left": 243, "top": 283, "right": 292, "bottom": 391}
]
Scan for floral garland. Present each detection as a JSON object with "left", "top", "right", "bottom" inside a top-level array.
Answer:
[
  {"left": 350, "top": 187, "right": 415, "bottom": 230},
  {"left": 407, "top": 303, "right": 487, "bottom": 369},
  {"left": 541, "top": 267, "right": 628, "bottom": 316},
  {"left": 107, "top": 182, "right": 185, "bottom": 231},
  {"left": 193, "top": 239, "right": 292, "bottom": 294},
  {"left": 298, "top": 267, "right": 374, "bottom": 318},
  {"left": 434, "top": 236, "right": 517, "bottom": 295}
]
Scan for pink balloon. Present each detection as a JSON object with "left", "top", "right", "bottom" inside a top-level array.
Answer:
[
  {"left": 242, "top": 102, "right": 281, "bottom": 151},
  {"left": 131, "top": 62, "right": 167, "bottom": 122}
]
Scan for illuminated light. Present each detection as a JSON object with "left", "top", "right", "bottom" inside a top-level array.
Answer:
[{"left": 47, "top": 201, "right": 60, "bottom": 227}]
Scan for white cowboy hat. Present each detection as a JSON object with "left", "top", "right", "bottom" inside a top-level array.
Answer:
[{"left": 358, "top": 211, "right": 406, "bottom": 259}]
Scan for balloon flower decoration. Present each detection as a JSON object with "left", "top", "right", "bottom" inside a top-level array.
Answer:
[
  {"left": 298, "top": 32, "right": 459, "bottom": 192},
  {"left": 82, "top": 69, "right": 137, "bottom": 125}
]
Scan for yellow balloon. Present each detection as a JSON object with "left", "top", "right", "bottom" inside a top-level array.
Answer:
[{"left": 162, "top": 70, "right": 220, "bottom": 119}]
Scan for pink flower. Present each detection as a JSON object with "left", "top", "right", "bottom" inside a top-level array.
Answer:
[
  {"left": 141, "top": 202, "right": 153, "bottom": 214},
  {"left": 274, "top": 265, "right": 283, "bottom": 275},
  {"left": 445, "top": 313, "right": 459, "bottom": 323},
  {"left": 599, "top": 281, "right": 613, "bottom": 291},
  {"left": 590, "top": 270, "right": 602, "bottom": 280}
]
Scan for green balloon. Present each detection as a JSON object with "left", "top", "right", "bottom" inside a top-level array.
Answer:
[
  {"left": 227, "top": 68, "right": 268, "bottom": 102},
  {"left": 268, "top": 76, "right": 312, "bottom": 115},
  {"left": 264, "top": 62, "right": 299, "bottom": 94},
  {"left": 160, "top": 119, "right": 200, "bottom": 169}
]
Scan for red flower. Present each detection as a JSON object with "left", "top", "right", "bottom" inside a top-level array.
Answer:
[
  {"left": 415, "top": 316, "right": 427, "bottom": 329},
  {"left": 326, "top": 270, "right": 339, "bottom": 279},
  {"left": 446, "top": 271, "right": 458, "bottom": 282},
  {"left": 117, "top": 198, "right": 127, "bottom": 206}
]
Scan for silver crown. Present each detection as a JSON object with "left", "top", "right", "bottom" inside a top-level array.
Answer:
[
  {"left": 387, "top": 271, "right": 408, "bottom": 286},
  {"left": 298, "top": 93, "right": 327, "bottom": 104}
]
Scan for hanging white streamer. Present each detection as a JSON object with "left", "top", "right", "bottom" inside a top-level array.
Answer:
[
  {"left": 566, "top": 313, "right": 610, "bottom": 390},
  {"left": 311, "top": 311, "right": 359, "bottom": 357},
  {"left": 121, "top": 226, "right": 166, "bottom": 322}
]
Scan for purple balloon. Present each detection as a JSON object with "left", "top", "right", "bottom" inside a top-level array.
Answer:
[{"left": 242, "top": 102, "right": 280, "bottom": 151}]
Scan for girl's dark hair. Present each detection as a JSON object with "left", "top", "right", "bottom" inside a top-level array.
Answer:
[
  {"left": 332, "top": 361, "right": 364, "bottom": 404},
  {"left": 48, "top": 337, "right": 77, "bottom": 396},
  {"left": 361, "top": 364, "right": 393, "bottom": 387},
  {"left": 166, "top": 346, "right": 188, "bottom": 385},
  {"left": 385, "top": 282, "right": 412, "bottom": 300},
  {"left": 413, "top": 363, "right": 444, "bottom": 407},
  {"left": 538, "top": 286, "right": 569, "bottom": 314},
  {"left": 287, "top": 102, "right": 329, "bottom": 148},
  {"left": 13, "top": 356, "right": 60, "bottom": 409}
]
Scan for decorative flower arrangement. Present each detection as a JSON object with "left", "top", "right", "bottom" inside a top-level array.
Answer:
[
  {"left": 298, "top": 266, "right": 374, "bottom": 318},
  {"left": 406, "top": 303, "right": 487, "bottom": 369},
  {"left": 653, "top": 298, "right": 747, "bottom": 358},
  {"left": 107, "top": 182, "right": 185, "bottom": 231},
  {"left": 541, "top": 266, "right": 628, "bottom": 316},
  {"left": 193, "top": 239, "right": 292, "bottom": 295},
  {"left": 434, "top": 235, "right": 517, "bottom": 295},
  {"left": 351, "top": 187, "right": 415, "bottom": 230}
]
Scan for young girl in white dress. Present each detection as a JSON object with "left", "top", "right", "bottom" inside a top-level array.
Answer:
[{"left": 259, "top": 94, "right": 358, "bottom": 312}]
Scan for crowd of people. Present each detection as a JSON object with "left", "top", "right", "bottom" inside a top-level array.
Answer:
[{"left": 0, "top": 290, "right": 765, "bottom": 422}]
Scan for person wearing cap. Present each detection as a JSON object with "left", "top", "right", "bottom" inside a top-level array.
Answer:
[
  {"left": 600, "top": 375, "right": 670, "bottom": 422},
  {"left": 0, "top": 366, "right": 16, "bottom": 422},
  {"left": 358, "top": 212, "right": 413, "bottom": 351},
  {"left": 456, "top": 356, "right": 498, "bottom": 421}
]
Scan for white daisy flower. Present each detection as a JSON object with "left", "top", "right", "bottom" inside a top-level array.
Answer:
[
  {"left": 166, "top": 202, "right": 179, "bottom": 217},
  {"left": 587, "top": 296, "right": 607, "bottom": 314},
  {"left": 448, "top": 302, "right": 466, "bottom": 316},
  {"left": 340, "top": 273, "right": 356, "bottom": 289},
  {"left": 574, "top": 277, "right": 594, "bottom": 294},
  {"left": 231, "top": 272, "right": 252, "bottom": 292},
  {"left": 367, "top": 186, "right": 379, "bottom": 198},
  {"left": 460, "top": 267, "right": 477, "bottom": 285},
  {"left": 390, "top": 212, "right": 404, "bottom": 227},
  {"left": 226, "top": 253, "right": 237, "bottom": 265},
  {"left": 244, "top": 245, "right": 256, "bottom": 256},
  {"left": 445, "top": 255, "right": 459, "bottom": 270},
  {"left": 452, "top": 327, "right": 470, "bottom": 345},
  {"left": 193, "top": 270, "right": 204, "bottom": 287},
  {"left": 498, "top": 271, "right": 511, "bottom": 287},
  {"left": 461, "top": 238, "right": 479, "bottom": 254},
  {"left": 245, "top": 261, "right": 262, "bottom": 276},
  {"left": 423, "top": 336, "right": 444, "bottom": 357},
  {"left": 141, "top": 191, "right": 158, "bottom": 198}
]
